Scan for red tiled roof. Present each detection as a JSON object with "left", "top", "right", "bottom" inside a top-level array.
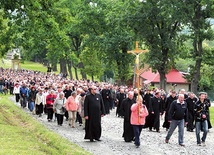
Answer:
[{"left": 141, "top": 68, "right": 188, "bottom": 84}]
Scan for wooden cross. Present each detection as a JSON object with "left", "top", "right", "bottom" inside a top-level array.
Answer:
[
  {"left": 128, "top": 41, "right": 148, "bottom": 91},
  {"left": 128, "top": 41, "right": 148, "bottom": 123}
]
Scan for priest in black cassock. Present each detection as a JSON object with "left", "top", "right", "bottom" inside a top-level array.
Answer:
[
  {"left": 84, "top": 86, "right": 106, "bottom": 142},
  {"left": 116, "top": 88, "right": 127, "bottom": 117},
  {"left": 145, "top": 91, "right": 162, "bottom": 132},
  {"left": 120, "top": 91, "right": 135, "bottom": 142},
  {"left": 162, "top": 90, "right": 177, "bottom": 131},
  {"left": 101, "top": 85, "right": 111, "bottom": 114}
]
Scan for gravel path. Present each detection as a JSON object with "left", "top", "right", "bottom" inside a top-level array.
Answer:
[{"left": 12, "top": 97, "right": 214, "bottom": 155}]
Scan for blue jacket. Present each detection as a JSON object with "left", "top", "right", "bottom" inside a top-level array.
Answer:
[{"left": 20, "top": 86, "right": 29, "bottom": 97}]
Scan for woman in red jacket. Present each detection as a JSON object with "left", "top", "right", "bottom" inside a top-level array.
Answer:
[
  {"left": 131, "top": 95, "right": 148, "bottom": 148},
  {"left": 46, "top": 90, "right": 57, "bottom": 122}
]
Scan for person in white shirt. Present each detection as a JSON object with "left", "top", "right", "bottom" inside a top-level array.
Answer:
[
  {"left": 35, "top": 88, "right": 45, "bottom": 117},
  {"left": 13, "top": 83, "right": 21, "bottom": 103}
]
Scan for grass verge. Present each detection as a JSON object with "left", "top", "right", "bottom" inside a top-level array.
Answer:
[
  {"left": 210, "top": 107, "right": 214, "bottom": 125},
  {"left": 0, "top": 59, "right": 97, "bottom": 81},
  {"left": 0, "top": 95, "right": 90, "bottom": 155}
]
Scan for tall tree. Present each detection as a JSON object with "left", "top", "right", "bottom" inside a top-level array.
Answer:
[
  {"left": 127, "top": 0, "right": 186, "bottom": 90},
  {"left": 0, "top": 9, "right": 13, "bottom": 57},
  {"left": 182, "top": 0, "right": 214, "bottom": 94},
  {"left": 94, "top": 0, "right": 135, "bottom": 84},
  {"left": 80, "top": 46, "right": 103, "bottom": 81}
]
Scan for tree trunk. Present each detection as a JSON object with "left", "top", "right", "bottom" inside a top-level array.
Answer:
[
  {"left": 120, "top": 47, "right": 128, "bottom": 85},
  {"left": 157, "top": 48, "right": 168, "bottom": 91},
  {"left": 67, "top": 60, "right": 73, "bottom": 80},
  {"left": 190, "top": 4, "right": 204, "bottom": 94},
  {"left": 116, "top": 60, "right": 125, "bottom": 85},
  {"left": 74, "top": 66, "right": 79, "bottom": 80},
  {"left": 191, "top": 40, "right": 203, "bottom": 94},
  {"left": 43, "top": 60, "right": 48, "bottom": 66},
  {"left": 52, "top": 63, "right": 57, "bottom": 72},
  {"left": 92, "top": 75, "right": 94, "bottom": 82},
  {"left": 158, "top": 70, "right": 166, "bottom": 91},
  {"left": 60, "top": 58, "right": 67, "bottom": 75},
  {"left": 79, "top": 62, "right": 87, "bottom": 80}
]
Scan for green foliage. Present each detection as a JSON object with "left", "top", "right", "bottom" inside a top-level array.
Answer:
[
  {"left": 1, "top": 0, "right": 214, "bottom": 89},
  {"left": 199, "top": 64, "right": 214, "bottom": 90},
  {"left": 80, "top": 47, "right": 103, "bottom": 80},
  {"left": 180, "top": 0, "right": 214, "bottom": 93},
  {"left": 0, "top": 9, "right": 13, "bottom": 57},
  {"left": 126, "top": 0, "right": 187, "bottom": 89},
  {"left": 175, "top": 58, "right": 194, "bottom": 73},
  {"left": 0, "top": 95, "right": 90, "bottom": 155}
]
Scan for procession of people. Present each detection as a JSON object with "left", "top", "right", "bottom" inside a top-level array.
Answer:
[{"left": 0, "top": 67, "right": 212, "bottom": 149}]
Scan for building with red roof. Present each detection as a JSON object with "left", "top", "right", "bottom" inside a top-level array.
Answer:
[{"left": 140, "top": 68, "right": 190, "bottom": 92}]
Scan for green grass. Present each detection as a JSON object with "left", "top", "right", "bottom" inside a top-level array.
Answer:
[
  {"left": 0, "top": 95, "right": 91, "bottom": 155},
  {"left": 0, "top": 59, "right": 84, "bottom": 79},
  {"left": 0, "top": 59, "right": 49, "bottom": 73},
  {"left": 0, "top": 59, "right": 100, "bottom": 81},
  {"left": 21, "top": 61, "right": 49, "bottom": 73},
  {"left": 210, "top": 107, "right": 214, "bottom": 125}
]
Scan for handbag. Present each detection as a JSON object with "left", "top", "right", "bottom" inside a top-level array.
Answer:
[
  {"left": 62, "top": 106, "right": 66, "bottom": 113},
  {"left": 61, "top": 98, "right": 66, "bottom": 113}
]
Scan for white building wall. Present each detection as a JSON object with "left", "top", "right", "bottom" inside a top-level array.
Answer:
[{"left": 154, "top": 83, "right": 190, "bottom": 93}]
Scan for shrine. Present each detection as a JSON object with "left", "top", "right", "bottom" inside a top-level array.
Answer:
[{"left": 8, "top": 48, "right": 21, "bottom": 70}]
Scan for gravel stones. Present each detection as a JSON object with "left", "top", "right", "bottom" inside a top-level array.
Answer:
[{"left": 12, "top": 97, "right": 214, "bottom": 155}]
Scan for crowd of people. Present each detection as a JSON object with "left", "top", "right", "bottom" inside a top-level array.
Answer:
[{"left": 0, "top": 68, "right": 212, "bottom": 148}]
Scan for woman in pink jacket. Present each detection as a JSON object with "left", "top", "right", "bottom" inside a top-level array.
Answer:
[
  {"left": 65, "top": 91, "right": 79, "bottom": 128},
  {"left": 131, "top": 95, "right": 148, "bottom": 148}
]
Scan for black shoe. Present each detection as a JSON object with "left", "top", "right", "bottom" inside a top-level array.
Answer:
[
  {"left": 165, "top": 138, "right": 169, "bottom": 143},
  {"left": 179, "top": 144, "right": 185, "bottom": 147},
  {"left": 95, "top": 139, "right": 101, "bottom": 141},
  {"left": 90, "top": 139, "right": 94, "bottom": 142}
]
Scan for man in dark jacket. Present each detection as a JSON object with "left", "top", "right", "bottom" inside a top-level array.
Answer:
[
  {"left": 186, "top": 92, "right": 198, "bottom": 132},
  {"left": 63, "top": 85, "right": 73, "bottom": 120},
  {"left": 120, "top": 91, "right": 134, "bottom": 142},
  {"left": 165, "top": 94, "right": 188, "bottom": 146},
  {"left": 204, "top": 93, "right": 212, "bottom": 129},
  {"left": 20, "top": 83, "right": 29, "bottom": 108},
  {"left": 162, "top": 90, "right": 177, "bottom": 131},
  {"left": 143, "top": 89, "right": 152, "bottom": 109},
  {"left": 0, "top": 77, "right": 4, "bottom": 94},
  {"left": 28, "top": 86, "right": 37, "bottom": 112},
  {"left": 194, "top": 92, "right": 210, "bottom": 146}
]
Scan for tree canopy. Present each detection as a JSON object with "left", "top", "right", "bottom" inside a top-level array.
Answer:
[{"left": 1, "top": 0, "right": 214, "bottom": 91}]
